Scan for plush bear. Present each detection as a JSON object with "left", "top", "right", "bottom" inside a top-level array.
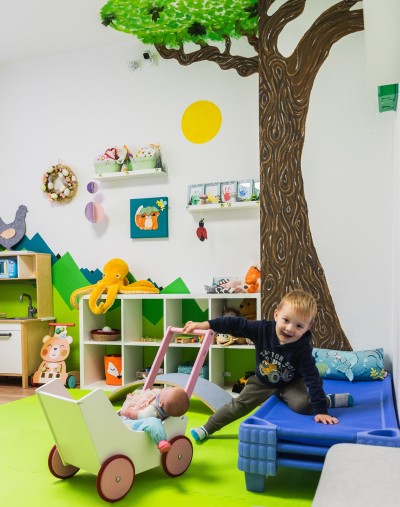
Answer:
[
  {"left": 239, "top": 298, "right": 257, "bottom": 320},
  {"left": 239, "top": 298, "right": 258, "bottom": 344}
]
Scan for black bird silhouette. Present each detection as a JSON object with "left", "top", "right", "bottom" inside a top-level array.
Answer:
[{"left": 0, "top": 205, "right": 28, "bottom": 250}]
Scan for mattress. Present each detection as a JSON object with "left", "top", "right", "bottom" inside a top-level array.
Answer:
[{"left": 238, "top": 374, "right": 400, "bottom": 492}]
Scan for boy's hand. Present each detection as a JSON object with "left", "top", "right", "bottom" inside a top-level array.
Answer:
[
  {"left": 182, "top": 321, "right": 209, "bottom": 334},
  {"left": 314, "top": 413, "right": 339, "bottom": 425}
]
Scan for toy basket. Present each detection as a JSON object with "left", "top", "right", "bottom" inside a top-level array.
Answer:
[
  {"left": 94, "top": 159, "right": 122, "bottom": 174},
  {"left": 178, "top": 361, "right": 209, "bottom": 380},
  {"left": 131, "top": 156, "right": 158, "bottom": 170},
  {"left": 91, "top": 329, "right": 120, "bottom": 341}
]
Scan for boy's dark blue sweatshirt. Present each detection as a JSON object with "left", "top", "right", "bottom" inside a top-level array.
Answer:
[{"left": 208, "top": 316, "right": 329, "bottom": 415}]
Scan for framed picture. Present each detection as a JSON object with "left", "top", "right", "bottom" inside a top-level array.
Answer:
[
  {"left": 237, "top": 179, "right": 254, "bottom": 201},
  {"left": 253, "top": 179, "right": 260, "bottom": 200},
  {"left": 220, "top": 181, "right": 238, "bottom": 203},
  {"left": 130, "top": 196, "right": 168, "bottom": 239},
  {"left": 187, "top": 184, "right": 205, "bottom": 205},
  {"left": 204, "top": 182, "right": 221, "bottom": 204}
]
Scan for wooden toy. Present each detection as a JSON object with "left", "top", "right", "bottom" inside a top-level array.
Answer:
[
  {"left": 31, "top": 323, "right": 76, "bottom": 388},
  {"left": 36, "top": 326, "right": 221, "bottom": 502}
]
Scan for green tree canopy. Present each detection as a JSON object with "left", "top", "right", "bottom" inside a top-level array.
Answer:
[{"left": 101, "top": 0, "right": 258, "bottom": 46}]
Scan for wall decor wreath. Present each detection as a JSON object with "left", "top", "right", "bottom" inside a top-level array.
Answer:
[{"left": 41, "top": 164, "right": 78, "bottom": 203}]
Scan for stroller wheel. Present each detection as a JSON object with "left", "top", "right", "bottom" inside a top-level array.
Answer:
[
  {"left": 97, "top": 455, "right": 135, "bottom": 502},
  {"left": 48, "top": 445, "right": 79, "bottom": 479},
  {"left": 162, "top": 436, "right": 193, "bottom": 477}
]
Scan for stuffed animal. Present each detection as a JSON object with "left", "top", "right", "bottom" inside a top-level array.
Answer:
[
  {"left": 239, "top": 298, "right": 257, "bottom": 320},
  {"left": 243, "top": 265, "right": 261, "bottom": 293},
  {"left": 205, "top": 278, "right": 244, "bottom": 294},
  {"left": 70, "top": 258, "right": 159, "bottom": 314},
  {"left": 215, "top": 307, "right": 248, "bottom": 346},
  {"left": 239, "top": 298, "right": 258, "bottom": 344}
]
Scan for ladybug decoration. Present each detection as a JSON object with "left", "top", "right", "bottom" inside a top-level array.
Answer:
[{"left": 196, "top": 218, "right": 207, "bottom": 242}]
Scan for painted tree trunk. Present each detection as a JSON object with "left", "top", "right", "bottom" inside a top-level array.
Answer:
[{"left": 258, "top": 0, "right": 362, "bottom": 349}]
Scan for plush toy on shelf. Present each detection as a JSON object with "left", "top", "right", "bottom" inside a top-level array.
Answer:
[
  {"left": 70, "top": 258, "right": 159, "bottom": 315},
  {"left": 215, "top": 307, "right": 248, "bottom": 347},
  {"left": 205, "top": 278, "right": 244, "bottom": 294},
  {"left": 243, "top": 265, "right": 261, "bottom": 293}
]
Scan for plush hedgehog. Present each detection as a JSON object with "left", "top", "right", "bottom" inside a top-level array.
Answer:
[{"left": 215, "top": 307, "right": 248, "bottom": 346}]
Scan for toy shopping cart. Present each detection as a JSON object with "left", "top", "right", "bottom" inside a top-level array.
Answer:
[{"left": 36, "top": 326, "right": 214, "bottom": 502}]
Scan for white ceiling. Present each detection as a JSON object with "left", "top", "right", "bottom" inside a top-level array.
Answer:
[{"left": 0, "top": 0, "right": 129, "bottom": 65}]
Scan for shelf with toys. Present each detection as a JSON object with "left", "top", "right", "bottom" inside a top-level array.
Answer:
[
  {"left": 186, "top": 201, "right": 259, "bottom": 212},
  {"left": 79, "top": 292, "right": 261, "bottom": 392},
  {"left": 93, "top": 143, "right": 166, "bottom": 181},
  {"left": 93, "top": 167, "right": 166, "bottom": 181}
]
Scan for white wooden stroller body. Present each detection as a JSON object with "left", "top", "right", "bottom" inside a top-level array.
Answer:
[{"left": 36, "top": 326, "right": 215, "bottom": 502}]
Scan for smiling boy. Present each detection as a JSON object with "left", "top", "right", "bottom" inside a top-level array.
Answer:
[{"left": 182, "top": 289, "right": 353, "bottom": 442}]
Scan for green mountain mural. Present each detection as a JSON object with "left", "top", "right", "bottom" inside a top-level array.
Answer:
[{"left": 5, "top": 234, "right": 210, "bottom": 373}]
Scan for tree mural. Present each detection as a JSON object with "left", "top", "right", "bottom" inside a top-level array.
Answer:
[{"left": 100, "top": 0, "right": 364, "bottom": 350}]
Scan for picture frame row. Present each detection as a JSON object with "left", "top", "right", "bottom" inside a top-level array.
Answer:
[{"left": 187, "top": 179, "right": 260, "bottom": 205}]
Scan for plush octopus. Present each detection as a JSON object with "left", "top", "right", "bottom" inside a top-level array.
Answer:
[{"left": 70, "top": 258, "right": 159, "bottom": 315}]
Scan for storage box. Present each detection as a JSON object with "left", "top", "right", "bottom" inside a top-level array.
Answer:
[
  {"left": 104, "top": 354, "right": 122, "bottom": 385},
  {"left": 178, "top": 361, "right": 209, "bottom": 379}
]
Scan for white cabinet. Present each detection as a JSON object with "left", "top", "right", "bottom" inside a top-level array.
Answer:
[
  {"left": 0, "top": 324, "right": 22, "bottom": 373},
  {"left": 79, "top": 293, "right": 261, "bottom": 391},
  {"left": 0, "top": 320, "right": 53, "bottom": 387}
]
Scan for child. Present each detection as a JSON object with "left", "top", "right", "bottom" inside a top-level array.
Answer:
[
  {"left": 182, "top": 290, "right": 353, "bottom": 442},
  {"left": 119, "top": 386, "right": 189, "bottom": 452}
]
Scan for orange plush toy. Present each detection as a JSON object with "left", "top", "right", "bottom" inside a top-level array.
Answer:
[{"left": 243, "top": 266, "right": 261, "bottom": 293}]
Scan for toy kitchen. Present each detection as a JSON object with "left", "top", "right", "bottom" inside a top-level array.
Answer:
[{"left": 0, "top": 252, "right": 54, "bottom": 388}]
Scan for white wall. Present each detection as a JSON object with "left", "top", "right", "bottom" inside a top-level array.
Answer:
[
  {"left": 0, "top": 7, "right": 397, "bottom": 372},
  {"left": 0, "top": 39, "right": 260, "bottom": 292}
]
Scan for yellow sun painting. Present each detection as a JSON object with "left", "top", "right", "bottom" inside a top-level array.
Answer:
[{"left": 181, "top": 100, "right": 222, "bottom": 144}]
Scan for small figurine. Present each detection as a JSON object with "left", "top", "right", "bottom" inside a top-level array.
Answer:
[{"left": 196, "top": 218, "right": 207, "bottom": 241}]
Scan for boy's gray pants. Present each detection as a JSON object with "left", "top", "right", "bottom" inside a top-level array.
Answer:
[{"left": 203, "top": 375, "right": 313, "bottom": 435}]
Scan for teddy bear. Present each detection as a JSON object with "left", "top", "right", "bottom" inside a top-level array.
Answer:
[
  {"left": 239, "top": 298, "right": 258, "bottom": 345},
  {"left": 239, "top": 298, "right": 257, "bottom": 320},
  {"left": 243, "top": 265, "right": 261, "bottom": 293}
]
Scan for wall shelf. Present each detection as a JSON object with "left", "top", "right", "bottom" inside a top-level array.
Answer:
[
  {"left": 93, "top": 167, "right": 166, "bottom": 181},
  {"left": 186, "top": 201, "right": 259, "bottom": 212}
]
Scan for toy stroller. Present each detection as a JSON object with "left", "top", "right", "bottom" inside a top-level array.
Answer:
[{"left": 36, "top": 326, "right": 214, "bottom": 502}]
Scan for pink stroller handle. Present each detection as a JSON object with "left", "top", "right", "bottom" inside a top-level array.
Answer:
[{"left": 143, "top": 326, "right": 214, "bottom": 398}]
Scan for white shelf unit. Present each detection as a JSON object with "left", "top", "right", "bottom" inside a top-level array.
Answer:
[
  {"left": 186, "top": 201, "right": 259, "bottom": 212},
  {"left": 93, "top": 167, "right": 166, "bottom": 181},
  {"left": 79, "top": 293, "right": 261, "bottom": 391}
]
